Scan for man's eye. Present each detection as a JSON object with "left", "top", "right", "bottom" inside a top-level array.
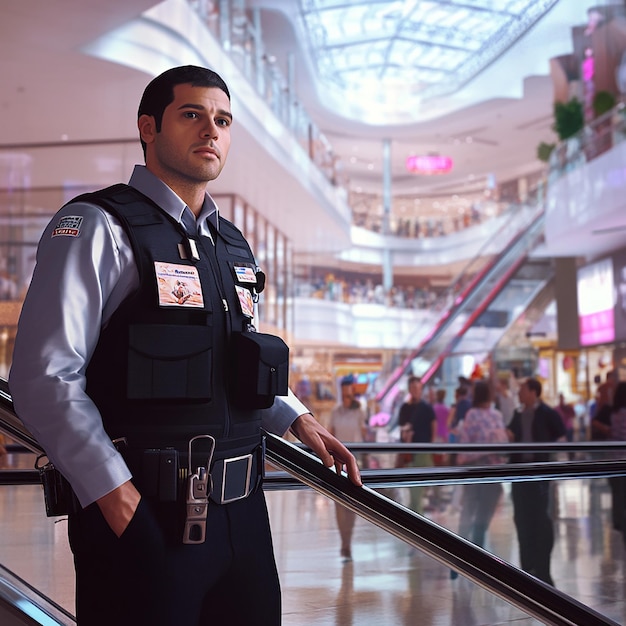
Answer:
[
  {"left": 184, "top": 111, "right": 199, "bottom": 119},
  {"left": 216, "top": 118, "right": 231, "bottom": 127}
]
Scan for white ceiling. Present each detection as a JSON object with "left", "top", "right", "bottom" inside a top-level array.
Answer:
[
  {"left": 251, "top": 0, "right": 600, "bottom": 199},
  {"left": 0, "top": 0, "right": 599, "bottom": 202},
  {"left": 287, "top": 0, "right": 561, "bottom": 124}
]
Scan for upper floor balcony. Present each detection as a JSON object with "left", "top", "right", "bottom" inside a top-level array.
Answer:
[{"left": 543, "top": 105, "right": 626, "bottom": 259}]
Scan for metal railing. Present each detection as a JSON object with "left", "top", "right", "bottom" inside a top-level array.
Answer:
[{"left": 0, "top": 377, "right": 623, "bottom": 625}]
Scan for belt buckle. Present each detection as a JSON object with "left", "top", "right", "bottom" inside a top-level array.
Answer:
[{"left": 219, "top": 453, "right": 253, "bottom": 504}]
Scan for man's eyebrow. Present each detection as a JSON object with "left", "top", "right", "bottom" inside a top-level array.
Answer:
[{"left": 177, "top": 103, "right": 233, "bottom": 121}]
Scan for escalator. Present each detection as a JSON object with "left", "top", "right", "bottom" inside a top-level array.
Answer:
[
  {"left": 0, "top": 564, "right": 75, "bottom": 626},
  {"left": 376, "top": 204, "right": 549, "bottom": 405},
  {"left": 0, "top": 379, "right": 623, "bottom": 625}
]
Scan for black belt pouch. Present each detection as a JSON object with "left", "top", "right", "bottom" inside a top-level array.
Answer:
[{"left": 230, "top": 330, "right": 289, "bottom": 409}]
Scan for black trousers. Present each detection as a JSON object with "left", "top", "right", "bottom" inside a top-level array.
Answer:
[
  {"left": 511, "top": 481, "right": 554, "bottom": 585},
  {"left": 68, "top": 488, "right": 281, "bottom": 625}
]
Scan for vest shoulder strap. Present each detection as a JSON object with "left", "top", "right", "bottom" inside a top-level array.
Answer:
[
  {"left": 69, "top": 184, "right": 169, "bottom": 227},
  {"left": 216, "top": 216, "right": 256, "bottom": 263},
  {"left": 68, "top": 184, "right": 182, "bottom": 289}
]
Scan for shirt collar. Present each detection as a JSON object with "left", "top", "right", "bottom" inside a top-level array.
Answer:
[{"left": 128, "top": 165, "right": 219, "bottom": 235}]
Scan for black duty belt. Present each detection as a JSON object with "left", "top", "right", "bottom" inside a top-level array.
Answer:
[{"left": 120, "top": 437, "right": 265, "bottom": 507}]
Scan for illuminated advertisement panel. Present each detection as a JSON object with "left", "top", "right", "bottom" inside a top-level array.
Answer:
[{"left": 577, "top": 257, "right": 615, "bottom": 346}]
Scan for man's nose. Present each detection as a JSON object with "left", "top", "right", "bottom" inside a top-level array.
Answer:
[{"left": 201, "top": 120, "right": 218, "bottom": 139}]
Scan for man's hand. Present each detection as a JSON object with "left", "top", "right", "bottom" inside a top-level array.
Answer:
[
  {"left": 290, "top": 413, "right": 362, "bottom": 486},
  {"left": 96, "top": 479, "right": 141, "bottom": 538}
]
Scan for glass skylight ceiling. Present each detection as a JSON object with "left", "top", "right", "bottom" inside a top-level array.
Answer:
[{"left": 299, "top": 0, "right": 559, "bottom": 123}]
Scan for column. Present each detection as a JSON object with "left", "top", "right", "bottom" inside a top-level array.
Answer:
[{"left": 382, "top": 139, "right": 393, "bottom": 293}]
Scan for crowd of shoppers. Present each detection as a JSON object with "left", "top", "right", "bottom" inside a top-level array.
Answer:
[
  {"left": 295, "top": 274, "right": 441, "bottom": 310},
  {"left": 351, "top": 200, "right": 497, "bottom": 238},
  {"left": 377, "top": 373, "right": 572, "bottom": 586},
  {"left": 323, "top": 367, "right": 623, "bottom": 587}
]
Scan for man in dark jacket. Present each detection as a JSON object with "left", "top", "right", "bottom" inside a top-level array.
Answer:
[
  {"left": 397, "top": 376, "right": 435, "bottom": 514},
  {"left": 507, "top": 377, "right": 565, "bottom": 585}
]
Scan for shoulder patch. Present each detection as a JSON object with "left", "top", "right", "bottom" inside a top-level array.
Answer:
[{"left": 52, "top": 215, "right": 83, "bottom": 238}]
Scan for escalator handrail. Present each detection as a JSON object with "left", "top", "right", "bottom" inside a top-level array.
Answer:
[
  {"left": 6, "top": 458, "right": 626, "bottom": 492},
  {"left": 420, "top": 239, "right": 550, "bottom": 384},
  {"left": 0, "top": 564, "right": 75, "bottom": 626},
  {"left": 0, "top": 379, "right": 619, "bottom": 625},
  {"left": 375, "top": 206, "right": 545, "bottom": 401},
  {"left": 265, "top": 431, "right": 619, "bottom": 626}
]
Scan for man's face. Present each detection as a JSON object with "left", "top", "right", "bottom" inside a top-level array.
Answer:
[
  {"left": 140, "top": 84, "right": 232, "bottom": 188},
  {"left": 518, "top": 383, "right": 535, "bottom": 407},
  {"left": 408, "top": 380, "right": 422, "bottom": 401},
  {"left": 341, "top": 384, "right": 354, "bottom": 407}
]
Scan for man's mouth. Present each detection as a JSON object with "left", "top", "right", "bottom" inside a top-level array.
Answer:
[{"left": 194, "top": 146, "right": 219, "bottom": 158}]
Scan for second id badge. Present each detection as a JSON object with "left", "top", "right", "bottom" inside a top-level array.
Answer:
[
  {"left": 235, "top": 285, "right": 255, "bottom": 318},
  {"left": 155, "top": 262, "right": 204, "bottom": 308},
  {"left": 234, "top": 263, "right": 257, "bottom": 284}
]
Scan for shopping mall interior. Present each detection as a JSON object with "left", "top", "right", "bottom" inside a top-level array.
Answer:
[{"left": 2, "top": 1, "right": 626, "bottom": 624}]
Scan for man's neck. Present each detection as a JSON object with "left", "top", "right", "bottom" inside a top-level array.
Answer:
[{"left": 146, "top": 165, "right": 207, "bottom": 216}]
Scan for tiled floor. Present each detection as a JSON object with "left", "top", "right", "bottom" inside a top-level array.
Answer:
[{"left": 1, "top": 450, "right": 625, "bottom": 625}]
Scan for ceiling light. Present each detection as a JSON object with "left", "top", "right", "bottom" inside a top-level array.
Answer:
[{"left": 406, "top": 154, "right": 453, "bottom": 174}]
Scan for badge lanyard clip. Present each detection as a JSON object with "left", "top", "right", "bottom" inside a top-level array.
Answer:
[{"left": 182, "top": 434, "right": 215, "bottom": 544}]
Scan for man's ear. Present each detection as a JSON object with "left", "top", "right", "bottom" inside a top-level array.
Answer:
[{"left": 138, "top": 114, "right": 157, "bottom": 145}]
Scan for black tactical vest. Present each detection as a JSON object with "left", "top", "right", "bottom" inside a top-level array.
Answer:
[{"left": 74, "top": 184, "right": 264, "bottom": 456}]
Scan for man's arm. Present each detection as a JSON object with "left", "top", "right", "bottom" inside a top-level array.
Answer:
[
  {"left": 430, "top": 414, "right": 437, "bottom": 442},
  {"left": 507, "top": 410, "right": 521, "bottom": 442},
  {"left": 9, "top": 203, "right": 137, "bottom": 511},
  {"left": 261, "top": 390, "right": 362, "bottom": 486}
]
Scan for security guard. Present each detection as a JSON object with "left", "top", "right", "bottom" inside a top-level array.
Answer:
[{"left": 10, "top": 65, "right": 361, "bottom": 626}]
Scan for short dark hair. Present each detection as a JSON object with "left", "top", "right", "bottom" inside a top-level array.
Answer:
[
  {"left": 472, "top": 381, "right": 491, "bottom": 407},
  {"left": 407, "top": 376, "right": 421, "bottom": 387},
  {"left": 137, "top": 65, "right": 230, "bottom": 156},
  {"left": 524, "top": 377, "right": 542, "bottom": 398}
]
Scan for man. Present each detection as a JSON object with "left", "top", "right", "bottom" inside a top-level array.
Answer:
[
  {"left": 329, "top": 378, "right": 367, "bottom": 562},
  {"left": 397, "top": 376, "right": 435, "bottom": 514},
  {"left": 9, "top": 65, "right": 361, "bottom": 626},
  {"left": 591, "top": 369, "right": 616, "bottom": 441},
  {"left": 451, "top": 383, "right": 472, "bottom": 428},
  {"left": 507, "top": 377, "right": 565, "bottom": 586}
]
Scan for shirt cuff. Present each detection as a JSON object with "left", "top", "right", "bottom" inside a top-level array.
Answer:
[
  {"left": 261, "top": 389, "right": 310, "bottom": 435},
  {"left": 70, "top": 450, "right": 132, "bottom": 508}
]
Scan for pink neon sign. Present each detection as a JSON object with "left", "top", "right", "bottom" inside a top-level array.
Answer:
[{"left": 406, "top": 155, "right": 453, "bottom": 174}]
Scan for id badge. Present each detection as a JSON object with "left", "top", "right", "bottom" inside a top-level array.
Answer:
[
  {"left": 235, "top": 285, "right": 255, "bottom": 318},
  {"left": 234, "top": 263, "right": 257, "bottom": 284},
  {"left": 155, "top": 262, "right": 204, "bottom": 308}
]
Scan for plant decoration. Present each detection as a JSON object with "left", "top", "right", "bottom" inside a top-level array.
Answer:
[
  {"left": 553, "top": 98, "right": 584, "bottom": 140},
  {"left": 592, "top": 90, "right": 616, "bottom": 118},
  {"left": 536, "top": 141, "right": 556, "bottom": 162}
]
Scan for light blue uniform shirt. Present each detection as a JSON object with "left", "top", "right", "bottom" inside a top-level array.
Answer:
[{"left": 9, "top": 165, "right": 308, "bottom": 507}]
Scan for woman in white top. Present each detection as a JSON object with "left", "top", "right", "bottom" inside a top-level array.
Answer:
[{"left": 456, "top": 381, "right": 508, "bottom": 550}]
